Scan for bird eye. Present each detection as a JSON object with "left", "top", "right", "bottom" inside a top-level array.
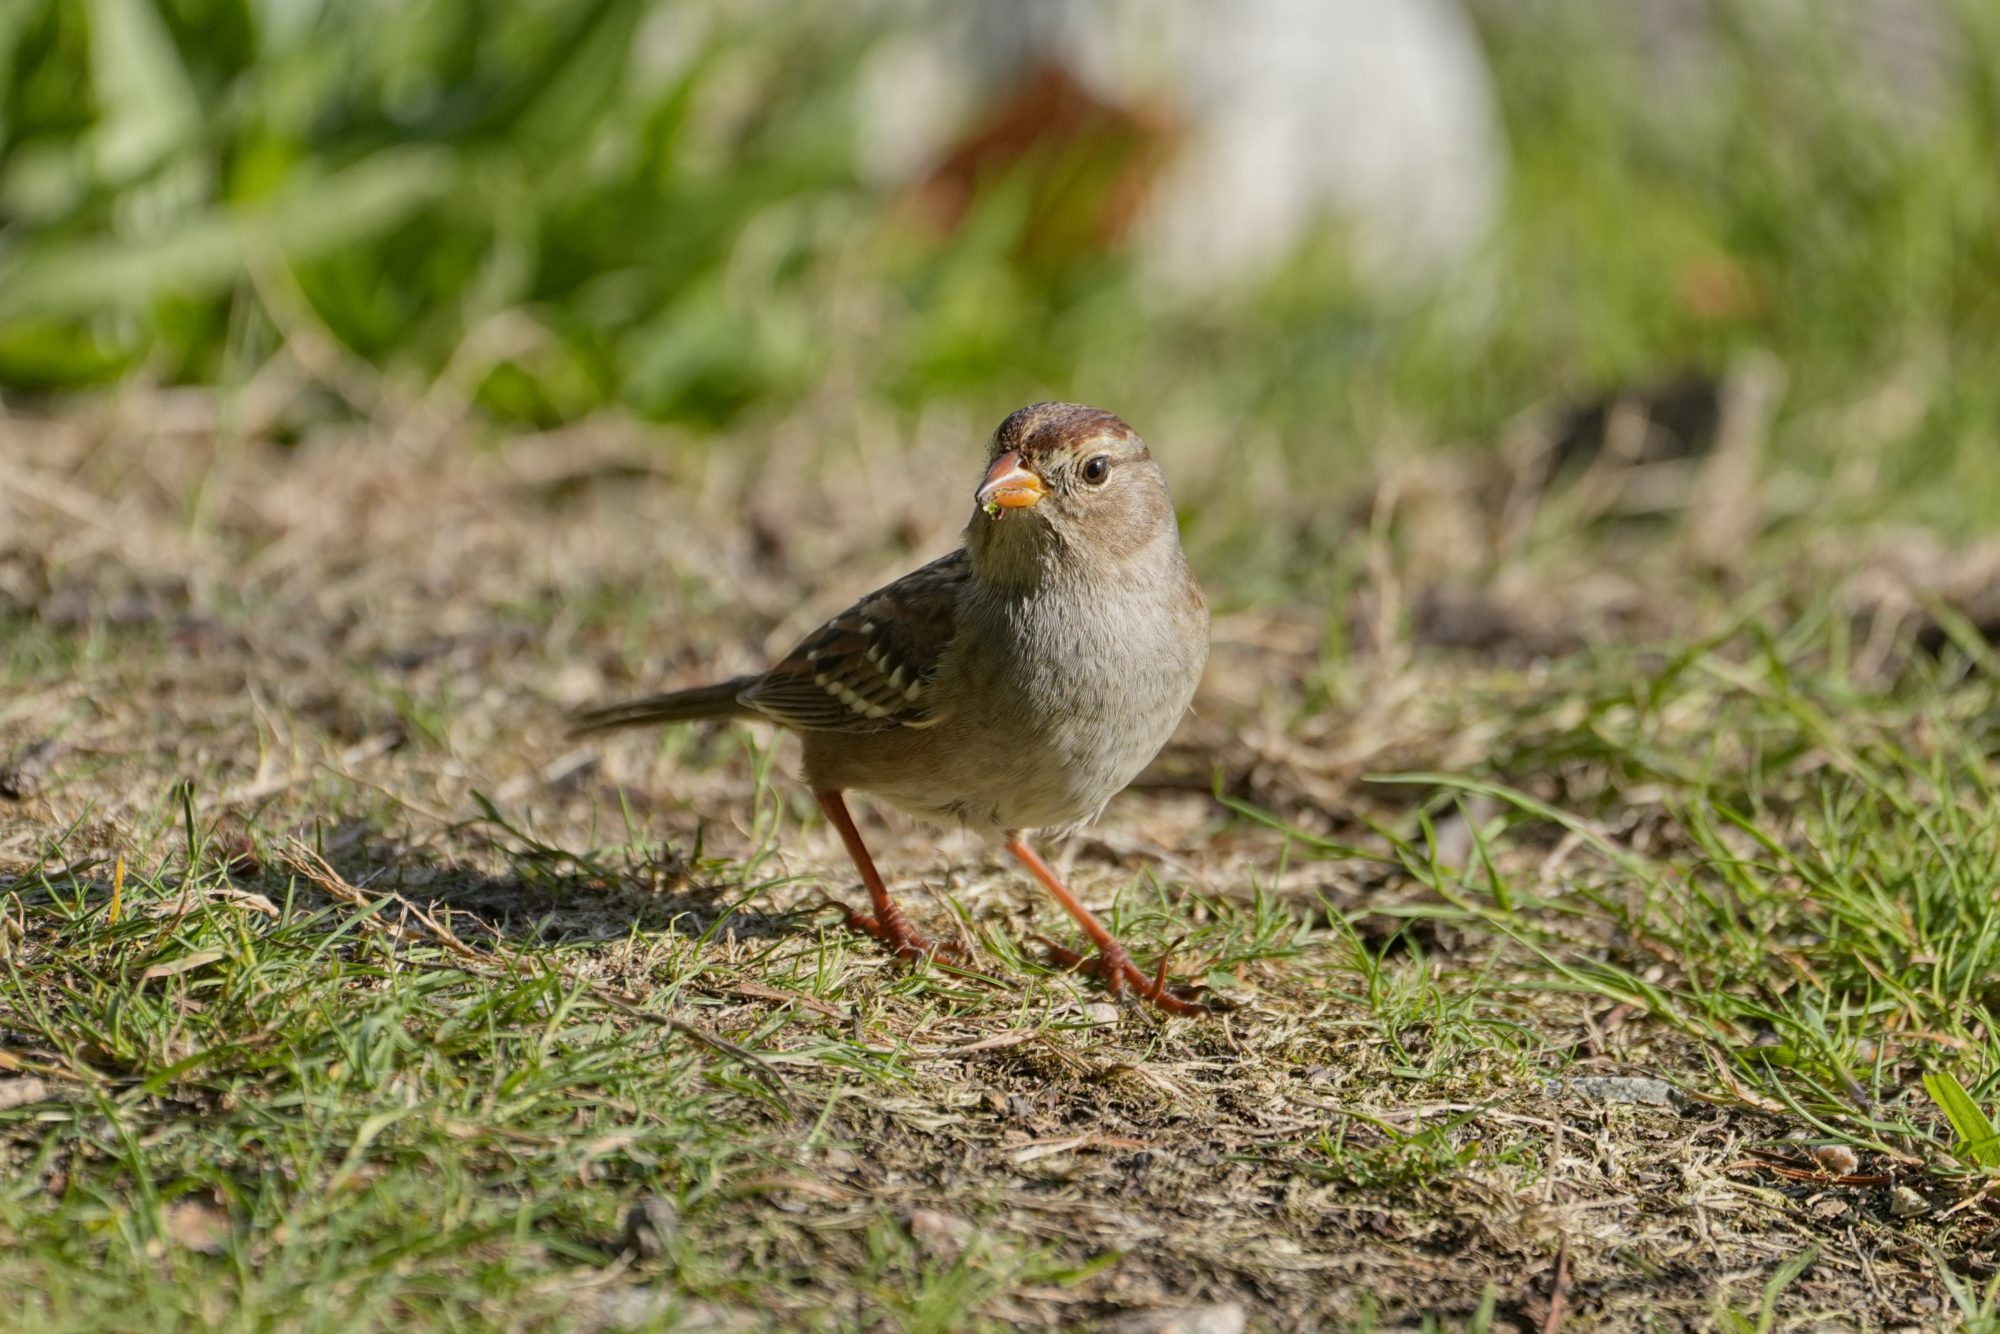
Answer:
[{"left": 1081, "top": 454, "right": 1111, "bottom": 485}]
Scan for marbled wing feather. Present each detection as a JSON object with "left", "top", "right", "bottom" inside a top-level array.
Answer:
[{"left": 739, "top": 551, "right": 967, "bottom": 733}]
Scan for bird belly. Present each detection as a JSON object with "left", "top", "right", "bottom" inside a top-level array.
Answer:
[
  {"left": 799, "top": 565, "right": 1206, "bottom": 838},
  {"left": 801, "top": 723, "right": 1102, "bottom": 836},
  {"left": 804, "top": 688, "right": 1176, "bottom": 836}
]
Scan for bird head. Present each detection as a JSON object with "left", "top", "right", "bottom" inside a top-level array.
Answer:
[{"left": 966, "top": 403, "right": 1180, "bottom": 584}]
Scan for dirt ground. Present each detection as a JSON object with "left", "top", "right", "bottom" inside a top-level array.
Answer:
[{"left": 1, "top": 396, "right": 1992, "bottom": 1331}]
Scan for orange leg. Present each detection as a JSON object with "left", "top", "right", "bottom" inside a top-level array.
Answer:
[
  {"left": 1004, "top": 837, "right": 1205, "bottom": 1016},
  {"left": 817, "top": 791, "right": 960, "bottom": 963}
]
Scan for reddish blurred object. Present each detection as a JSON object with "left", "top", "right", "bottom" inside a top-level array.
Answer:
[
  {"left": 907, "top": 59, "right": 1178, "bottom": 259},
  {"left": 857, "top": 0, "right": 1507, "bottom": 296}
]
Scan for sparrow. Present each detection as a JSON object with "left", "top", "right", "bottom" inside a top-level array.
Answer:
[{"left": 573, "top": 403, "right": 1210, "bottom": 1013}]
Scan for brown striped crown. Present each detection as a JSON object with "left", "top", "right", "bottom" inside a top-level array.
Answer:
[{"left": 989, "top": 403, "right": 1147, "bottom": 465}]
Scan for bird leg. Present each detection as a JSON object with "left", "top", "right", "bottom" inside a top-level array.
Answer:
[
  {"left": 816, "top": 791, "right": 961, "bottom": 963},
  {"left": 1004, "top": 837, "right": 1206, "bottom": 1015}
]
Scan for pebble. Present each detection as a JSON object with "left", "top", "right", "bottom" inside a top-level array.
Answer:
[
  {"left": 1888, "top": 1186, "right": 1929, "bottom": 1218},
  {"left": 1101, "top": 1304, "right": 1247, "bottom": 1334},
  {"left": 907, "top": 1208, "right": 974, "bottom": 1262},
  {"left": 622, "top": 1195, "right": 679, "bottom": 1260},
  {"left": 1543, "top": 1076, "right": 1687, "bottom": 1109}
]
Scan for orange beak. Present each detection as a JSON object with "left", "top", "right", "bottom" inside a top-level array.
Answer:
[{"left": 976, "top": 450, "right": 1046, "bottom": 515}]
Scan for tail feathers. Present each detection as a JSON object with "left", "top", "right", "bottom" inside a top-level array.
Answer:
[{"left": 569, "top": 677, "right": 760, "bottom": 736}]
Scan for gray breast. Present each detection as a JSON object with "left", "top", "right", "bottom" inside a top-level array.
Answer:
[{"left": 912, "top": 564, "right": 1206, "bottom": 835}]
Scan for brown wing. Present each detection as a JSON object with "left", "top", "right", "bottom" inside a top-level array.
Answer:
[{"left": 738, "top": 551, "right": 968, "bottom": 733}]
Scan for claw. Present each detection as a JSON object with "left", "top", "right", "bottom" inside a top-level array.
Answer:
[
  {"left": 1029, "top": 933, "right": 1209, "bottom": 1016},
  {"left": 817, "top": 789, "right": 975, "bottom": 970},
  {"left": 1150, "top": 935, "right": 1182, "bottom": 1000},
  {"left": 842, "top": 897, "right": 960, "bottom": 962}
]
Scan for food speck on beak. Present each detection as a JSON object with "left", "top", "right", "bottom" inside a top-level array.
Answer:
[{"left": 975, "top": 451, "right": 1046, "bottom": 515}]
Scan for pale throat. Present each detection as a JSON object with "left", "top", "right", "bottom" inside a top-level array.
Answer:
[
  {"left": 963, "top": 509, "right": 1073, "bottom": 591},
  {"left": 967, "top": 509, "right": 1181, "bottom": 611}
]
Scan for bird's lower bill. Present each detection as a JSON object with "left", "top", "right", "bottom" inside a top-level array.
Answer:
[{"left": 976, "top": 450, "right": 1046, "bottom": 516}]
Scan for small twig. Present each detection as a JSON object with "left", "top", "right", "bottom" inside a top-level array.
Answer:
[
  {"left": 910, "top": 1030, "right": 1037, "bottom": 1061},
  {"left": 590, "top": 985, "right": 788, "bottom": 1097},
  {"left": 280, "top": 839, "right": 369, "bottom": 909},
  {"left": 724, "top": 979, "right": 846, "bottom": 1021},
  {"left": 1541, "top": 1233, "right": 1571, "bottom": 1334},
  {"left": 669, "top": 1019, "right": 789, "bottom": 1097},
  {"left": 0, "top": 1046, "right": 105, "bottom": 1085},
  {"left": 1938, "top": 1177, "right": 2000, "bottom": 1219}
]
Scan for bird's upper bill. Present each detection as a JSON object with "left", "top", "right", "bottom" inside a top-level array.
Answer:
[{"left": 976, "top": 450, "right": 1046, "bottom": 515}]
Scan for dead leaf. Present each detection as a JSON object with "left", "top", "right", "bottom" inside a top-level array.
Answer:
[{"left": 140, "top": 949, "right": 227, "bottom": 981}]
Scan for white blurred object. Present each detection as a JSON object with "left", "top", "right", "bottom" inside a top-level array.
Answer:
[{"left": 857, "top": 0, "right": 1508, "bottom": 295}]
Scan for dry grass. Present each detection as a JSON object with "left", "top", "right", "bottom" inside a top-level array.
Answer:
[{"left": 2, "top": 393, "right": 1997, "bottom": 1331}]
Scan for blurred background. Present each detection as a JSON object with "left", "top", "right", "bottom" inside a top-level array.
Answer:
[{"left": 3, "top": 0, "right": 1999, "bottom": 628}]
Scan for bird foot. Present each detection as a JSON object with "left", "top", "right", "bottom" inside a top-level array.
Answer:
[
  {"left": 839, "top": 902, "right": 967, "bottom": 965},
  {"left": 1030, "top": 934, "right": 1208, "bottom": 1015}
]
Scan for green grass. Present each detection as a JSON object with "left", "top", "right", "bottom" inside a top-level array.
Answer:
[
  {"left": 2, "top": 828, "right": 997, "bottom": 1326},
  {"left": 0, "top": 800, "right": 1371, "bottom": 1328},
  {"left": 6, "top": 558, "right": 1996, "bottom": 1326},
  {"left": 1248, "top": 629, "right": 2000, "bottom": 1159},
  {"left": 7, "top": 0, "right": 2000, "bottom": 1327}
]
